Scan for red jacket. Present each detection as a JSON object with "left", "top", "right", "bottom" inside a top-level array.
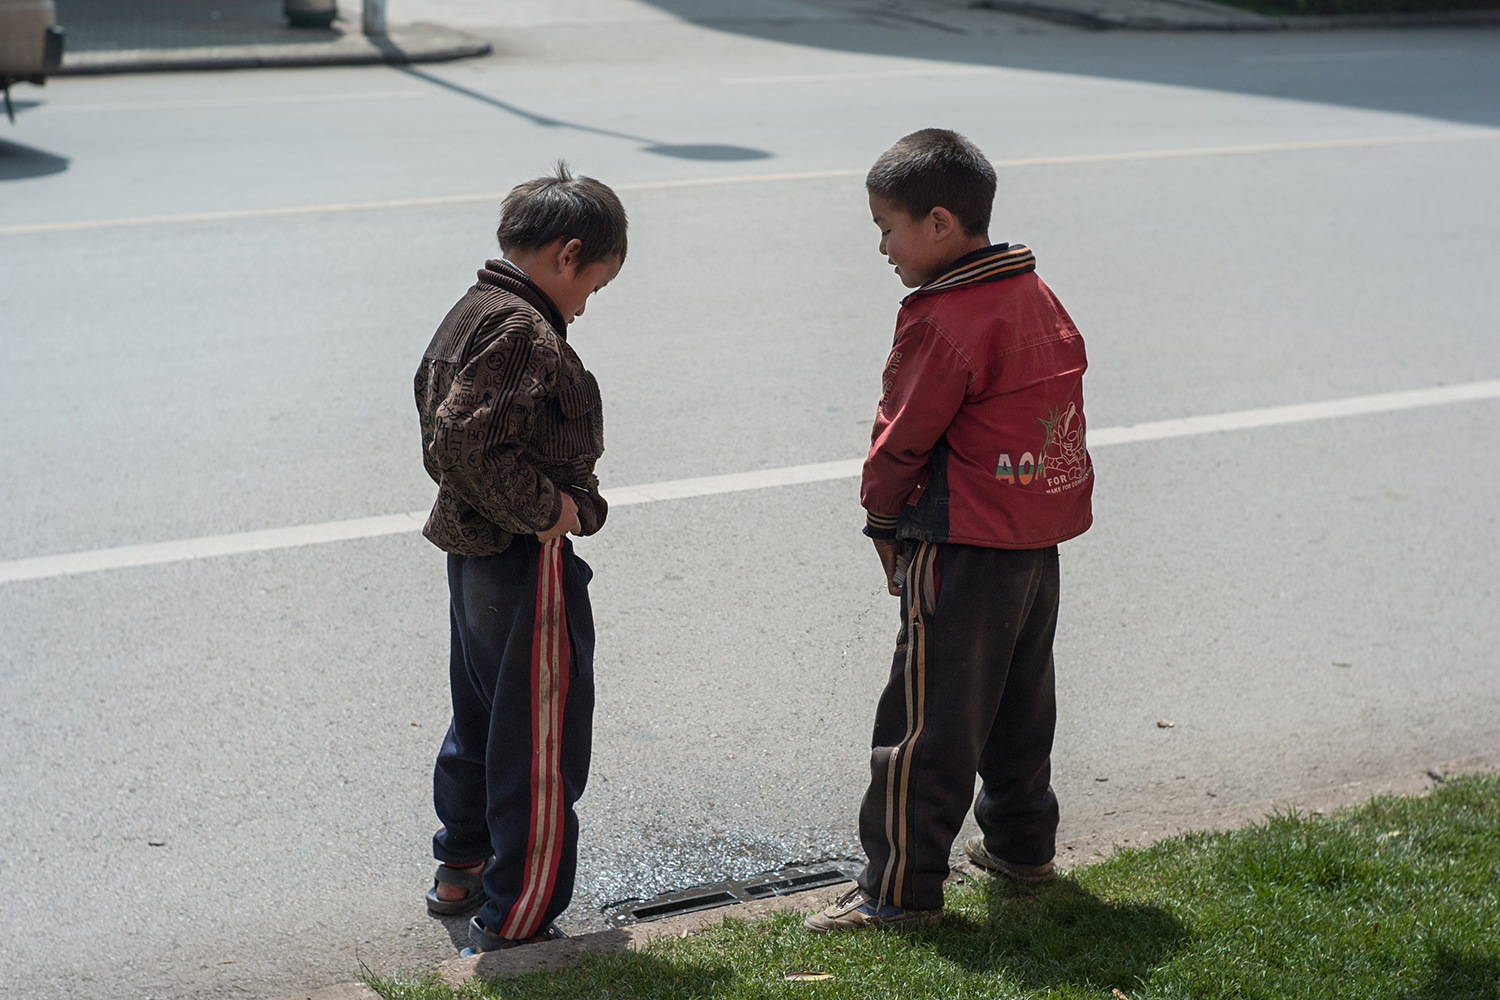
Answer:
[{"left": 862, "top": 243, "right": 1094, "bottom": 549}]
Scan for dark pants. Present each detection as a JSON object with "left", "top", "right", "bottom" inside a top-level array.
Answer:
[
  {"left": 857, "top": 542, "right": 1060, "bottom": 911},
  {"left": 433, "top": 537, "right": 595, "bottom": 939}
]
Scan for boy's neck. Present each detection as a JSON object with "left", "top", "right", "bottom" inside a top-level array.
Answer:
[
  {"left": 943, "top": 233, "right": 995, "bottom": 268},
  {"left": 915, "top": 233, "right": 995, "bottom": 288}
]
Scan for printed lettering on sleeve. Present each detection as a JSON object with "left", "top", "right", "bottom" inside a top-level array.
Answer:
[{"left": 878, "top": 350, "right": 904, "bottom": 415}]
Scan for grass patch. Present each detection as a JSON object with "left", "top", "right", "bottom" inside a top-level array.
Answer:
[
  {"left": 367, "top": 773, "right": 1500, "bottom": 999},
  {"left": 1208, "top": 0, "right": 1498, "bottom": 17}
]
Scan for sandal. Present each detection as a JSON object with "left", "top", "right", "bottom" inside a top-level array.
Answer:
[
  {"left": 425, "top": 858, "right": 492, "bottom": 916},
  {"left": 462, "top": 914, "right": 567, "bottom": 954}
]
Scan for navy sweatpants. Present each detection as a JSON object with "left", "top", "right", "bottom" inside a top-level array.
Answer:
[
  {"left": 433, "top": 537, "right": 595, "bottom": 939},
  {"left": 857, "top": 541, "right": 1061, "bottom": 911}
]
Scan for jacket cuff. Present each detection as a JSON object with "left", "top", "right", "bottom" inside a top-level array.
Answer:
[
  {"left": 536, "top": 486, "right": 564, "bottom": 534},
  {"left": 568, "top": 485, "right": 608, "bottom": 537},
  {"left": 863, "top": 510, "right": 899, "bottom": 540}
]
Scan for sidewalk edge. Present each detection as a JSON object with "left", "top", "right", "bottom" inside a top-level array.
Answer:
[
  {"left": 53, "top": 26, "right": 491, "bottom": 76},
  {"left": 269, "top": 761, "right": 1500, "bottom": 998},
  {"left": 436, "top": 882, "right": 854, "bottom": 985},
  {"left": 972, "top": 0, "right": 1500, "bottom": 30}
]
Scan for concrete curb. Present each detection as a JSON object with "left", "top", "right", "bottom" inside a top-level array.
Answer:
[
  {"left": 972, "top": 0, "right": 1500, "bottom": 30},
  {"left": 271, "top": 753, "right": 1500, "bottom": 999},
  {"left": 274, "top": 984, "right": 383, "bottom": 1000},
  {"left": 265, "top": 882, "right": 853, "bottom": 1000},
  {"left": 54, "top": 23, "right": 490, "bottom": 76},
  {"left": 436, "top": 881, "right": 855, "bottom": 986},
  {"left": 1050, "top": 752, "right": 1500, "bottom": 869}
]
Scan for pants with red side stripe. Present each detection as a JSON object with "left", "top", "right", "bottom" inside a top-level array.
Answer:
[
  {"left": 856, "top": 541, "right": 1061, "bottom": 912},
  {"left": 433, "top": 536, "right": 595, "bottom": 939}
]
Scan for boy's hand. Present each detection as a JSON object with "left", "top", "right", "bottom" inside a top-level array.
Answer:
[
  {"left": 872, "top": 537, "right": 902, "bottom": 596},
  {"left": 536, "top": 493, "right": 581, "bottom": 543}
]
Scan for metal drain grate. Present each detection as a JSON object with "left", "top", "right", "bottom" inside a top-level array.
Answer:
[{"left": 603, "top": 862, "right": 861, "bottom": 925}]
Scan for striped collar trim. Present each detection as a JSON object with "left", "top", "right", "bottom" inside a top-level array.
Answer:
[
  {"left": 478, "top": 258, "right": 569, "bottom": 338},
  {"left": 906, "top": 243, "right": 1036, "bottom": 300}
]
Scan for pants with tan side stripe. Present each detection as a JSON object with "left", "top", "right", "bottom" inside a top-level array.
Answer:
[
  {"left": 434, "top": 536, "right": 595, "bottom": 940},
  {"left": 857, "top": 541, "right": 1061, "bottom": 912}
]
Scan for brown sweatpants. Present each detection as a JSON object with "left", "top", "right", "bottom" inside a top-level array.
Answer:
[{"left": 856, "top": 541, "right": 1061, "bottom": 911}]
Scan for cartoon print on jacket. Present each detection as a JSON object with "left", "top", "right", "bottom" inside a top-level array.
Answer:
[{"left": 1040, "top": 402, "right": 1088, "bottom": 494}]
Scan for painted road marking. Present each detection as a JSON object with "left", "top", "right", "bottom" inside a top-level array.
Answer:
[
  {"left": 2, "top": 379, "right": 1496, "bottom": 585},
  {"left": 3, "top": 130, "right": 1497, "bottom": 237},
  {"left": 1087, "top": 379, "right": 1500, "bottom": 446},
  {"left": 725, "top": 67, "right": 1006, "bottom": 84}
]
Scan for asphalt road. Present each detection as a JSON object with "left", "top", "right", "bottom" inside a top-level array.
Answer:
[{"left": 2, "top": 1, "right": 1498, "bottom": 997}]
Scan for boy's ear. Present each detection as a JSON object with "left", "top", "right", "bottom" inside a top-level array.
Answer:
[
  {"left": 928, "top": 206, "right": 958, "bottom": 242},
  {"left": 556, "top": 238, "right": 585, "bottom": 273}
]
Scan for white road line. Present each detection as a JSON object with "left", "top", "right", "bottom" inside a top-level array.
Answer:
[
  {"left": 2, "top": 379, "right": 1496, "bottom": 586},
  {"left": 725, "top": 67, "right": 1003, "bottom": 84},
  {"left": 4, "top": 131, "right": 1496, "bottom": 237},
  {"left": 606, "top": 458, "right": 864, "bottom": 507},
  {"left": 988, "top": 131, "right": 1500, "bottom": 169},
  {"left": 0, "top": 511, "right": 431, "bottom": 585},
  {"left": 1088, "top": 380, "right": 1500, "bottom": 447}
]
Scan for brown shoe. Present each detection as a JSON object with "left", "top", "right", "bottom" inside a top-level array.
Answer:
[
  {"left": 964, "top": 835, "right": 1055, "bottom": 884},
  {"left": 803, "top": 886, "right": 941, "bottom": 933}
]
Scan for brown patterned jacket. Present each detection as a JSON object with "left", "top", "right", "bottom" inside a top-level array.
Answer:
[{"left": 415, "top": 260, "right": 607, "bottom": 555}]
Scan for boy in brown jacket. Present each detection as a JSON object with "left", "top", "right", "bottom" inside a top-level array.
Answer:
[{"left": 414, "top": 164, "right": 625, "bottom": 953}]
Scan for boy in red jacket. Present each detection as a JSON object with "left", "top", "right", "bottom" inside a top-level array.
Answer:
[{"left": 807, "top": 129, "right": 1094, "bottom": 932}]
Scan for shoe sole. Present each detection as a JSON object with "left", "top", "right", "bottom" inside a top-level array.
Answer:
[
  {"left": 426, "top": 886, "right": 486, "bottom": 916},
  {"left": 466, "top": 918, "right": 567, "bottom": 953},
  {"left": 964, "top": 839, "right": 1054, "bottom": 884},
  {"left": 805, "top": 910, "right": 941, "bottom": 933}
]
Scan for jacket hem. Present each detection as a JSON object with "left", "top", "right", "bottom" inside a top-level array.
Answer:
[
  {"left": 421, "top": 527, "right": 518, "bottom": 557},
  {"left": 916, "top": 523, "right": 1091, "bottom": 549}
]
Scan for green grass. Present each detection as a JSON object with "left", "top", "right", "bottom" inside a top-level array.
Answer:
[
  {"left": 367, "top": 773, "right": 1500, "bottom": 1000},
  {"left": 1209, "top": 0, "right": 1497, "bottom": 17}
]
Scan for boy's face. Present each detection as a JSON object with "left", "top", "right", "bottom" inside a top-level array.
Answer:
[
  {"left": 516, "top": 238, "right": 622, "bottom": 324},
  {"left": 553, "top": 253, "right": 622, "bottom": 324},
  {"left": 868, "top": 193, "right": 960, "bottom": 289}
]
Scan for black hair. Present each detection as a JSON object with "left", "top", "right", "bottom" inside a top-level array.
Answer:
[
  {"left": 496, "top": 162, "right": 628, "bottom": 266},
  {"left": 865, "top": 129, "right": 996, "bottom": 236}
]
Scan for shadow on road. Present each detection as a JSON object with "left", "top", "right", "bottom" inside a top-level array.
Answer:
[
  {"left": 398, "top": 65, "right": 774, "bottom": 161},
  {"left": 638, "top": 0, "right": 1500, "bottom": 128},
  {"left": 429, "top": 909, "right": 475, "bottom": 951},
  {"left": 0, "top": 139, "right": 70, "bottom": 180},
  {"left": 55, "top": 0, "right": 339, "bottom": 52}
]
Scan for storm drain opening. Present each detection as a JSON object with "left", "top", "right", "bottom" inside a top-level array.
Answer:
[{"left": 603, "top": 862, "right": 861, "bottom": 925}]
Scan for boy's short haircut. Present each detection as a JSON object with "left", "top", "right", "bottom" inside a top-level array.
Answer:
[
  {"left": 496, "top": 161, "right": 628, "bottom": 266},
  {"left": 866, "top": 128, "right": 997, "bottom": 236}
]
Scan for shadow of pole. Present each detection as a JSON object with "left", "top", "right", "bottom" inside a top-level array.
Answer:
[{"left": 394, "top": 65, "right": 774, "bottom": 162}]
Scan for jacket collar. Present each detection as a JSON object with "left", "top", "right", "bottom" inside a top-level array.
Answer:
[
  {"left": 904, "top": 243, "right": 1036, "bottom": 303},
  {"left": 477, "top": 258, "right": 568, "bottom": 338}
]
